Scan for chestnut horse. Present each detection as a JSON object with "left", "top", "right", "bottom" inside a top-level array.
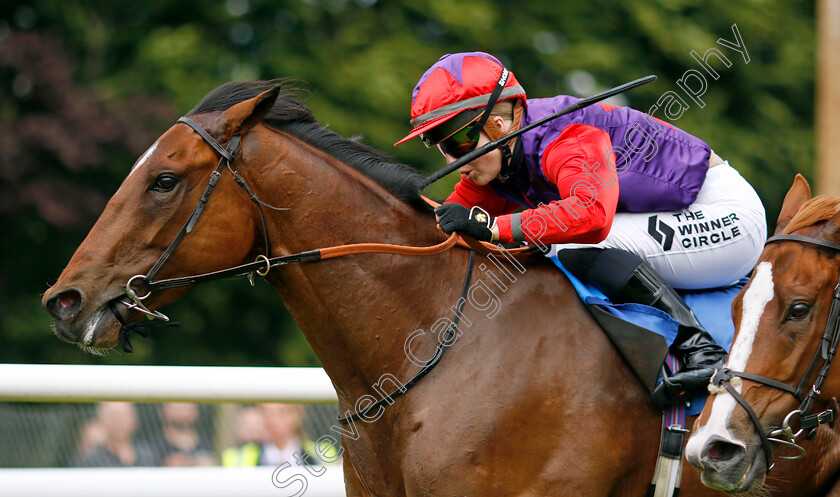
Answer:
[
  {"left": 686, "top": 174, "right": 840, "bottom": 494},
  {"left": 41, "top": 81, "right": 836, "bottom": 496}
]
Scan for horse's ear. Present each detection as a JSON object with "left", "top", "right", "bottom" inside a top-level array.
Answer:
[
  {"left": 774, "top": 174, "right": 812, "bottom": 234},
  {"left": 222, "top": 85, "right": 281, "bottom": 137}
]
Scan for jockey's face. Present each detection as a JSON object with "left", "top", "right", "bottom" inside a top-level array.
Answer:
[{"left": 441, "top": 115, "right": 510, "bottom": 186}]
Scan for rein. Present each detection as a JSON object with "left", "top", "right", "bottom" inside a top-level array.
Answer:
[
  {"left": 144, "top": 232, "right": 461, "bottom": 292},
  {"left": 709, "top": 233, "right": 840, "bottom": 472},
  {"left": 117, "top": 118, "right": 528, "bottom": 309}
]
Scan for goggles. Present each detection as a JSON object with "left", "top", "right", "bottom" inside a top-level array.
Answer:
[{"left": 420, "top": 108, "right": 484, "bottom": 158}]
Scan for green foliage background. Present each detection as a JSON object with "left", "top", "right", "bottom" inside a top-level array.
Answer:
[{"left": 0, "top": 0, "right": 815, "bottom": 366}]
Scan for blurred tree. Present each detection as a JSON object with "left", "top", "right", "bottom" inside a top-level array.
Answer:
[
  {"left": 0, "top": 29, "right": 174, "bottom": 364},
  {"left": 0, "top": 0, "right": 815, "bottom": 365}
]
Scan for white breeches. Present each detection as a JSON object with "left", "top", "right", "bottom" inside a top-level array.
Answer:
[{"left": 553, "top": 163, "right": 767, "bottom": 289}]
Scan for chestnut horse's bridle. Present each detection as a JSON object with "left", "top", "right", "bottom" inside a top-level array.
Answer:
[{"left": 709, "top": 233, "right": 840, "bottom": 472}]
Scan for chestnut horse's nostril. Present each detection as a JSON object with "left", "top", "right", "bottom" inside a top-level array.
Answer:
[{"left": 44, "top": 289, "right": 83, "bottom": 321}]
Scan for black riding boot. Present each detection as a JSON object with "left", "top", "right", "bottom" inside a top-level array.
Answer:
[
  {"left": 619, "top": 261, "right": 727, "bottom": 407},
  {"left": 555, "top": 248, "right": 727, "bottom": 407}
]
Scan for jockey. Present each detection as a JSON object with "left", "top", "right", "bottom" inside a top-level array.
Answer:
[{"left": 396, "top": 51, "right": 767, "bottom": 406}]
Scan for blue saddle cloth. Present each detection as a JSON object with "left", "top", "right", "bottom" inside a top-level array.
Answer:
[{"left": 547, "top": 255, "right": 743, "bottom": 415}]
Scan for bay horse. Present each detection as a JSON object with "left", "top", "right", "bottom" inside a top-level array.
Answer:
[
  {"left": 686, "top": 174, "right": 840, "bottom": 495},
  {"left": 41, "top": 81, "right": 838, "bottom": 496}
]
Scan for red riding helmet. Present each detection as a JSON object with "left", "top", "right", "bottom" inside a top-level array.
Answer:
[{"left": 395, "top": 52, "right": 526, "bottom": 147}]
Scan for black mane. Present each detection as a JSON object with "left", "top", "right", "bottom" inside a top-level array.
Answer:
[{"left": 188, "top": 79, "right": 430, "bottom": 212}]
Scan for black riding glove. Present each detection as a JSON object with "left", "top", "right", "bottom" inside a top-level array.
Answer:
[{"left": 434, "top": 204, "right": 495, "bottom": 242}]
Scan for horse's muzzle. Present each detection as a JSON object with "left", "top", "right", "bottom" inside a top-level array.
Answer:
[{"left": 686, "top": 434, "right": 764, "bottom": 493}]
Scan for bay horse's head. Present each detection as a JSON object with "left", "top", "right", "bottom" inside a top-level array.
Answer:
[
  {"left": 42, "top": 84, "right": 283, "bottom": 351},
  {"left": 686, "top": 174, "right": 840, "bottom": 493}
]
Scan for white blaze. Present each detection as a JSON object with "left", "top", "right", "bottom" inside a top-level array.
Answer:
[
  {"left": 727, "top": 262, "right": 775, "bottom": 372},
  {"left": 686, "top": 262, "right": 775, "bottom": 455},
  {"left": 127, "top": 141, "right": 159, "bottom": 179}
]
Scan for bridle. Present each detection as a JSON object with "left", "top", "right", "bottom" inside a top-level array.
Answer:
[
  {"left": 110, "top": 116, "right": 469, "bottom": 338},
  {"left": 107, "top": 114, "right": 532, "bottom": 423},
  {"left": 709, "top": 233, "right": 840, "bottom": 472},
  {"left": 108, "top": 115, "right": 282, "bottom": 348}
]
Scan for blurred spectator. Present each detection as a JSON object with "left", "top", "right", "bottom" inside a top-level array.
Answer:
[
  {"left": 261, "top": 403, "right": 313, "bottom": 466},
  {"left": 235, "top": 405, "right": 268, "bottom": 446},
  {"left": 150, "top": 402, "right": 216, "bottom": 466},
  {"left": 222, "top": 403, "right": 335, "bottom": 467},
  {"left": 70, "top": 402, "right": 156, "bottom": 467},
  {"left": 75, "top": 419, "right": 107, "bottom": 457},
  {"left": 221, "top": 405, "right": 267, "bottom": 467}
]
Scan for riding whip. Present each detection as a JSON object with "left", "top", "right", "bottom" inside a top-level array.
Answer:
[{"left": 421, "top": 74, "right": 657, "bottom": 188}]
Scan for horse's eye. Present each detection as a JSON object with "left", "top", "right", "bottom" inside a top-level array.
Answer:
[
  {"left": 151, "top": 174, "right": 178, "bottom": 193},
  {"left": 788, "top": 301, "right": 811, "bottom": 320}
]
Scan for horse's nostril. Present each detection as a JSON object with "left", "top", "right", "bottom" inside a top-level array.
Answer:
[
  {"left": 707, "top": 440, "right": 742, "bottom": 463},
  {"left": 57, "top": 290, "right": 81, "bottom": 308},
  {"left": 45, "top": 288, "right": 83, "bottom": 321}
]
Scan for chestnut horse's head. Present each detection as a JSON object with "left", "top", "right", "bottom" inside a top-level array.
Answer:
[
  {"left": 686, "top": 174, "right": 840, "bottom": 493},
  {"left": 41, "top": 85, "right": 283, "bottom": 351}
]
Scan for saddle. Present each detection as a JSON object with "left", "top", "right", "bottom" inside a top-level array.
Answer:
[{"left": 549, "top": 255, "right": 741, "bottom": 416}]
